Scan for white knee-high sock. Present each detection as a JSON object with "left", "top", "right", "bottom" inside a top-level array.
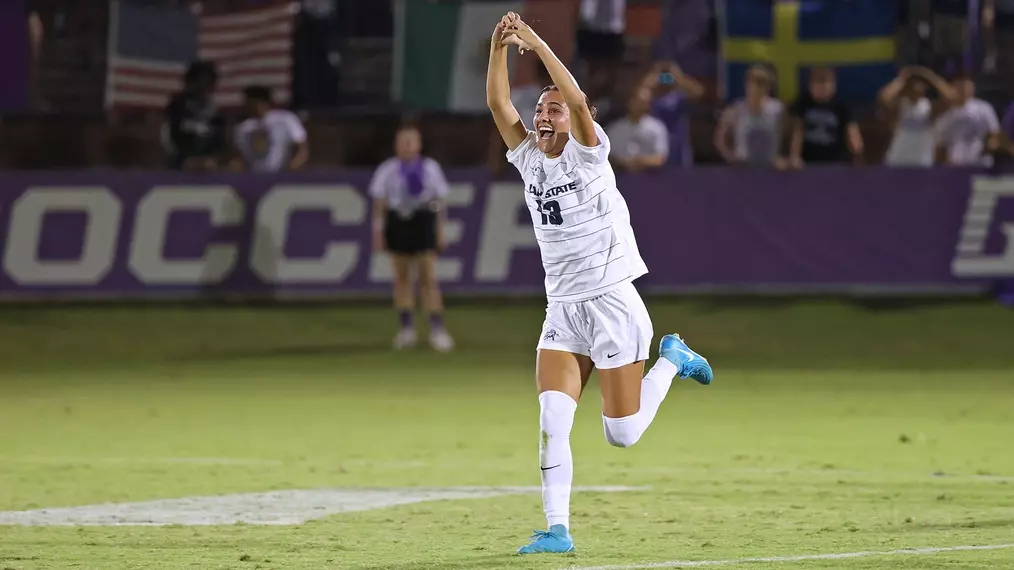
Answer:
[
  {"left": 538, "top": 390, "right": 577, "bottom": 529},
  {"left": 602, "top": 358, "right": 679, "bottom": 447}
]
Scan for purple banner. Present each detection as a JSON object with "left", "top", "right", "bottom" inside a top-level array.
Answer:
[
  {"left": 0, "top": 167, "right": 1011, "bottom": 300},
  {"left": 0, "top": 1, "right": 29, "bottom": 112}
]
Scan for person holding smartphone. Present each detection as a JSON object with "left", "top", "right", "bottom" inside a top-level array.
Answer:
[{"left": 639, "top": 61, "right": 704, "bottom": 167}]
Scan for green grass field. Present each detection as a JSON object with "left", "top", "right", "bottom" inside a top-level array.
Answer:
[{"left": 0, "top": 298, "right": 1012, "bottom": 569}]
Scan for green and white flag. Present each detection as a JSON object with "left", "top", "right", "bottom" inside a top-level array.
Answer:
[{"left": 393, "top": 0, "right": 523, "bottom": 112}]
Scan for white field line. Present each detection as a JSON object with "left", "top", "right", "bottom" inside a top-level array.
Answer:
[
  {"left": 568, "top": 543, "right": 1014, "bottom": 570},
  {"left": 631, "top": 466, "right": 1014, "bottom": 482},
  {"left": 0, "top": 486, "right": 648, "bottom": 526},
  {"left": 2, "top": 457, "right": 1010, "bottom": 482},
  {"left": 0, "top": 457, "right": 434, "bottom": 469}
]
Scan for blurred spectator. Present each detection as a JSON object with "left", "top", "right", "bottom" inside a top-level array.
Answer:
[
  {"left": 879, "top": 66, "right": 957, "bottom": 167},
  {"left": 369, "top": 124, "right": 454, "bottom": 353},
  {"left": 162, "top": 61, "right": 225, "bottom": 171},
  {"left": 789, "top": 68, "right": 863, "bottom": 167},
  {"left": 640, "top": 61, "right": 704, "bottom": 167},
  {"left": 576, "top": 0, "right": 626, "bottom": 120},
  {"left": 606, "top": 87, "right": 669, "bottom": 172},
  {"left": 713, "top": 65, "right": 785, "bottom": 169},
  {"left": 933, "top": 74, "right": 1000, "bottom": 165},
  {"left": 232, "top": 85, "right": 309, "bottom": 172}
]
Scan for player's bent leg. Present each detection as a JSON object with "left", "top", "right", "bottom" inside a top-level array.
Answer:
[
  {"left": 599, "top": 360, "right": 654, "bottom": 448},
  {"left": 598, "top": 335, "right": 715, "bottom": 447},
  {"left": 517, "top": 350, "right": 591, "bottom": 555},
  {"left": 390, "top": 254, "right": 417, "bottom": 349},
  {"left": 592, "top": 283, "right": 713, "bottom": 448},
  {"left": 418, "top": 252, "right": 454, "bottom": 352}
]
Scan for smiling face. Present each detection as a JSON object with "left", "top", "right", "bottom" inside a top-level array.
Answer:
[{"left": 533, "top": 89, "right": 571, "bottom": 157}]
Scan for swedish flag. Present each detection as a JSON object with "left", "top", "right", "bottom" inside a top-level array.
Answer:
[{"left": 718, "top": 0, "right": 897, "bottom": 102}]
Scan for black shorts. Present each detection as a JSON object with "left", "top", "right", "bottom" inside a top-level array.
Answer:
[
  {"left": 385, "top": 208, "right": 437, "bottom": 255},
  {"left": 576, "top": 28, "right": 624, "bottom": 63}
]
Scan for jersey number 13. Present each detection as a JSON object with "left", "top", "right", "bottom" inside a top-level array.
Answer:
[{"left": 536, "top": 199, "right": 563, "bottom": 226}]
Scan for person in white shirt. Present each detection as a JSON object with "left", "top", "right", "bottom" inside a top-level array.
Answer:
[
  {"left": 934, "top": 75, "right": 1001, "bottom": 166},
  {"left": 606, "top": 88, "right": 670, "bottom": 171},
  {"left": 486, "top": 11, "right": 712, "bottom": 556},
  {"left": 714, "top": 65, "right": 786, "bottom": 168},
  {"left": 232, "top": 86, "right": 309, "bottom": 172},
  {"left": 368, "top": 124, "right": 454, "bottom": 352},
  {"left": 878, "top": 66, "right": 957, "bottom": 167}
]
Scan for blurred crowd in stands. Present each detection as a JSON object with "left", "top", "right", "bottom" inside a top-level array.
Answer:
[{"left": 5, "top": 0, "right": 1014, "bottom": 172}]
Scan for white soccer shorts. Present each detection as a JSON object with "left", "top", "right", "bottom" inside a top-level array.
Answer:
[{"left": 537, "top": 281, "right": 653, "bottom": 369}]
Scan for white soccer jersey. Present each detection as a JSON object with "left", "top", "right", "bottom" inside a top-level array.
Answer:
[
  {"left": 368, "top": 157, "right": 450, "bottom": 213},
  {"left": 234, "top": 109, "right": 307, "bottom": 172},
  {"left": 507, "top": 122, "right": 648, "bottom": 302}
]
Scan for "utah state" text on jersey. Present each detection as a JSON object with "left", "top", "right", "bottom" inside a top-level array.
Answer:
[{"left": 527, "top": 181, "right": 578, "bottom": 199}]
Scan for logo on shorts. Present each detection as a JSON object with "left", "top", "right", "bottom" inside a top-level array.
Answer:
[{"left": 543, "top": 329, "right": 558, "bottom": 341}]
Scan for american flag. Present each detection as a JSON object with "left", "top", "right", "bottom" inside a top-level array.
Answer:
[{"left": 105, "top": 0, "right": 296, "bottom": 109}]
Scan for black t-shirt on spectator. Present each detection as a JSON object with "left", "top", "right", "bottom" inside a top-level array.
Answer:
[
  {"left": 791, "top": 95, "right": 852, "bottom": 163},
  {"left": 164, "top": 91, "right": 225, "bottom": 169}
]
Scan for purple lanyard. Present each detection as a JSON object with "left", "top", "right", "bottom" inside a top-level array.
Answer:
[{"left": 400, "top": 158, "right": 425, "bottom": 198}]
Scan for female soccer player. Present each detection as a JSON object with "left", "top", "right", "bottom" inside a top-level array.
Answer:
[
  {"left": 486, "top": 13, "right": 714, "bottom": 554},
  {"left": 369, "top": 124, "right": 454, "bottom": 352}
]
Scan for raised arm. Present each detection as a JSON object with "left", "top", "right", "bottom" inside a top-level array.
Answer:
[
  {"left": 486, "top": 16, "right": 527, "bottom": 151},
  {"left": 847, "top": 122, "right": 865, "bottom": 162},
  {"left": 714, "top": 106, "right": 737, "bottom": 163},
  {"left": 878, "top": 68, "right": 910, "bottom": 110},
  {"left": 642, "top": 61, "right": 704, "bottom": 102},
  {"left": 912, "top": 66, "right": 958, "bottom": 106},
  {"left": 504, "top": 15, "right": 597, "bottom": 147},
  {"left": 933, "top": 110, "right": 956, "bottom": 165},
  {"left": 789, "top": 118, "right": 804, "bottom": 168}
]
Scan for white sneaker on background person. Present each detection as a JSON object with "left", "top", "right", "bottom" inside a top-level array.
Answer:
[
  {"left": 429, "top": 328, "right": 455, "bottom": 352},
  {"left": 393, "top": 328, "right": 417, "bottom": 350}
]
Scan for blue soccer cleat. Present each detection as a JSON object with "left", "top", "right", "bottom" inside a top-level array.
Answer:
[
  {"left": 517, "top": 525, "right": 574, "bottom": 555},
  {"left": 659, "top": 333, "right": 713, "bottom": 385}
]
